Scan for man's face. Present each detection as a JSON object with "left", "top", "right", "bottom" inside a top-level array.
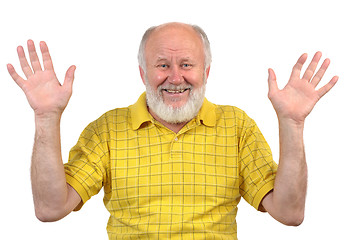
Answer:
[{"left": 140, "top": 24, "right": 209, "bottom": 123}]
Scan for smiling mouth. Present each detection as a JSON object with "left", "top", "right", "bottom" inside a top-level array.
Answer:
[{"left": 163, "top": 88, "right": 190, "bottom": 94}]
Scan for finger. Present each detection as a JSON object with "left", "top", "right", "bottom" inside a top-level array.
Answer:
[
  {"left": 27, "top": 39, "right": 42, "bottom": 72},
  {"left": 302, "top": 51, "right": 322, "bottom": 81},
  {"left": 17, "top": 45, "right": 33, "bottom": 78},
  {"left": 290, "top": 53, "right": 308, "bottom": 81},
  {"left": 310, "top": 58, "right": 330, "bottom": 87},
  {"left": 7, "top": 64, "right": 26, "bottom": 90},
  {"left": 63, "top": 65, "right": 76, "bottom": 92},
  {"left": 40, "top": 41, "right": 54, "bottom": 71},
  {"left": 267, "top": 68, "right": 279, "bottom": 97},
  {"left": 317, "top": 76, "right": 339, "bottom": 98}
]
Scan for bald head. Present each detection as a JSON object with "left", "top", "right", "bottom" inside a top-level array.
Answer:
[{"left": 138, "top": 22, "right": 212, "bottom": 73}]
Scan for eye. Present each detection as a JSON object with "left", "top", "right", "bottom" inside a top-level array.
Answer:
[
  {"left": 157, "top": 64, "right": 168, "bottom": 69},
  {"left": 182, "top": 63, "right": 192, "bottom": 68}
]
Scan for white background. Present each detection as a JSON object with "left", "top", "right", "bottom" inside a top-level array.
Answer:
[{"left": 1, "top": 0, "right": 360, "bottom": 239}]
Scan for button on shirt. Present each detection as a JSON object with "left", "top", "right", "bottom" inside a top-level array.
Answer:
[{"left": 64, "top": 92, "right": 278, "bottom": 239}]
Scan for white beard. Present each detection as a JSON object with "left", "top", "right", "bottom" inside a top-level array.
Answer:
[{"left": 145, "top": 78, "right": 206, "bottom": 124}]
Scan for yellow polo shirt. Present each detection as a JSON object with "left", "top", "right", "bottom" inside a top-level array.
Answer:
[{"left": 64, "top": 93, "right": 277, "bottom": 239}]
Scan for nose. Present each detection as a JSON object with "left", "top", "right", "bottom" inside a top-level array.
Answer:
[{"left": 168, "top": 65, "right": 183, "bottom": 84}]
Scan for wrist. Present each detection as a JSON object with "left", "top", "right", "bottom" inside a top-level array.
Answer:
[
  {"left": 34, "top": 112, "right": 62, "bottom": 130},
  {"left": 278, "top": 117, "right": 305, "bottom": 143},
  {"left": 278, "top": 117, "right": 305, "bottom": 130},
  {"left": 278, "top": 117, "right": 306, "bottom": 162}
]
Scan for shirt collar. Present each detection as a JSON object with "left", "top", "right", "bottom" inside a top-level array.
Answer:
[
  {"left": 130, "top": 92, "right": 153, "bottom": 130},
  {"left": 130, "top": 92, "right": 216, "bottom": 130},
  {"left": 196, "top": 97, "right": 216, "bottom": 127}
]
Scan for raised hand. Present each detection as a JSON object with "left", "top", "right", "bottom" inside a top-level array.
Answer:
[
  {"left": 261, "top": 52, "right": 338, "bottom": 224},
  {"left": 7, "top": 40, "right": 76, "bottom": 117},
  {"left": 267, "top": 52, "right": 338, "bottom": 124}
]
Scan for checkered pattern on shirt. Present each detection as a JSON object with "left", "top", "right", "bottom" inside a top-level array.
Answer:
[{"left": 64, "top": 97, "right": 277, "bottom": 240}]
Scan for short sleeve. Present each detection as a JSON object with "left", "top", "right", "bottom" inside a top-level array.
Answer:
[
  {"left": 238, "top": 116, "right": 278, "bottom": 211},
  {"left": 64, "top": 120, "right": 109, "bottom": 210}
]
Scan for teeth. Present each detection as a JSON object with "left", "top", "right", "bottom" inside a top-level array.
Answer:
[{"left": 164, "top": 89, "right": 188, "bottom": 93}]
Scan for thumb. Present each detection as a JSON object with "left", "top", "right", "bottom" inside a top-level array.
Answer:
[
  {"left": 63, "top": 65, "right": 76, "bottom": 91},
  {"left": 267, "top": 68, "right": 278, "bottom": 97}
]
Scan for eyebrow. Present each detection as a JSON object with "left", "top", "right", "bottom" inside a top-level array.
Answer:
[
  {"left": 156, "top": 57, "right": 168, "bottom": 62},
  {"left": 155, "top": 56, "right": 192, "bottom": 62}
]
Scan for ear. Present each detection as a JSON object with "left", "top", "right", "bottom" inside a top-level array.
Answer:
[
  {"left": 204, "top": 66, "right": 211, "bottom": 84},
  {"left": 139, "top": 66, "right": 146, "bottom": 85}
]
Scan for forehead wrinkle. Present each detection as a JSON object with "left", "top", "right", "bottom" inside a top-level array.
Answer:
[
  {"left": 158, "top": 47, "right": 193, "bottom": 55},
  {"left": 154, "top": 52, "right": 192, "bottom": 61},
  {"left": 155, "top": 47, "right": 194, "bottom": 59}
]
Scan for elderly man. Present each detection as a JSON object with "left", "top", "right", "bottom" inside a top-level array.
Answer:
[{"left": 7, "top": 22, "right": 338, "bottom": 239}]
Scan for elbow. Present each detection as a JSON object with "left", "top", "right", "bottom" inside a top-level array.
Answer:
[
  {"left": 284, "top": 219, "right": 304, "bottom": 227},
  {"left": 34, "top": 206, "right": 66, "bottom": 222},
  {"left": 36, "top": 214, "right": 56, "bottom": 223},
  {"left": 35, "top": 210, "right": 59, "bottom": 223},
  {"left": 35, "top": 212, "right": 55, "bottom": 223},
  {"left": 281, "top": 212, "right": 305, "bottom": 227}
]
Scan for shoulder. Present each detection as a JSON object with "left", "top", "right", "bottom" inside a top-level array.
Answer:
[
  {"left": 212, "top": 103, "right": 255, "bottom": 127},
  {"left": 84, "top": 107, "right": 132, "bottom": 133},
  {"left": 94, "top": 107, "right": 131, "bottom": 124},
  {"left": 207, "top": 103, "right": 260, "bottom": 140}
]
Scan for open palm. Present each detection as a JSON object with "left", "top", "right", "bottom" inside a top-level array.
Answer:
[
  {"left": 7, "top": 40, "right": 75, "bottom": 117},
  {"left": 267, "top": 52, "right": 338, "bottom": 124}
]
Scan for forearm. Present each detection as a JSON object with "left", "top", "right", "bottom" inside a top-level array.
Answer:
[
  {"left": 31, "top": 114, "right": 69, "bottom": 220},
  {"left": 268, "top": 119, "right": 307, "bottom": 224}
]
